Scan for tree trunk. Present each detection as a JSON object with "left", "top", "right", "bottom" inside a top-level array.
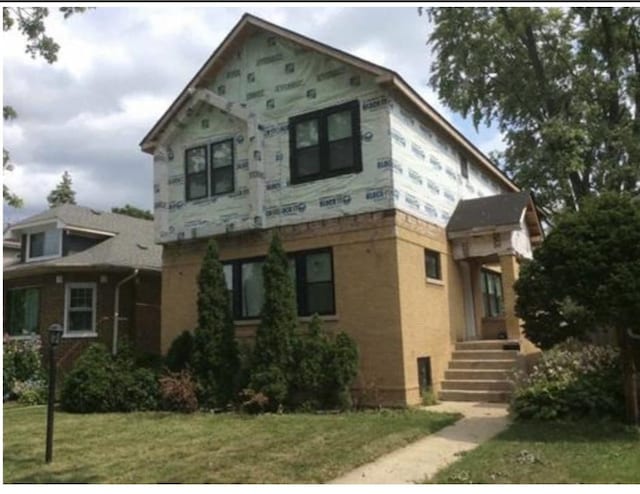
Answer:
[{"left": 619, "top": 328, "right": 640, "bottom": 425}]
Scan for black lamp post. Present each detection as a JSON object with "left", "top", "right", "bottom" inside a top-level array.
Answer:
[{"left": 46, "top": 323, "right": 63, "bottom": 463}]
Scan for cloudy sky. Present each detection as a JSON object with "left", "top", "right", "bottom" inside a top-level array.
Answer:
[{"left": 3, "top": 4, "right": 504, "bottom": 225}]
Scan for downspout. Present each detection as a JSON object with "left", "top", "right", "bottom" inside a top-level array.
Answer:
[{"left": 112, "top": 269, "right": 139, "bottom": 355}]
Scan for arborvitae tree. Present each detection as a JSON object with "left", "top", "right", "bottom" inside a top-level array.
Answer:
[
  {"left": 191, "top": 240, "right": 239, "bottom": 408},
  {"left": 290, "top": 314, "right": 328, "bottom": 409},
  {"left": 249, "top": 232, "right": 298, "bottom": 410},
  {"left": 47, "top": 170, "right": 76, "bottom": 207}
]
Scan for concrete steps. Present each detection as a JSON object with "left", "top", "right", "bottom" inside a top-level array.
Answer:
[{"left": 439, "top": 340, "right": 518, "bottom": 403}]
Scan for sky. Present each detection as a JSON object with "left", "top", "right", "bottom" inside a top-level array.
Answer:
[{"left": 2, "top": 4, "right": 505, "bottom": 225}]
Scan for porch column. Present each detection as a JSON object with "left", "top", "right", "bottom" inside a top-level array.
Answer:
[{"left": 499, "top": 253, "right": 521, "bottom": 340}]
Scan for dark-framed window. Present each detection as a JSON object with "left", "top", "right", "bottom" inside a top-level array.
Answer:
[
  {"left": 289, "top": 100, "right": 362, "bottom": 184},
  {"left": 185, "top": 139, "right": 235, "bottom": 201},
  {"left": 185, "top": 145, "right": 208, "bottom": 201},
  {"left": 210, "top": 139, "right": 234, "bottom": 195},
  {"left": 459, "top": 154, "right": 469, "bottom": 179},
  {"left": 481, "top": 269, "right": 504, "bottom": 317},
  {"left": 417, "top": 357, "right": 432, "bottom": 396},
  {"left": 223, "top": 248, "right": 335, "bottom": 320},
  {"left": 425, "top": 249, "right": 442, "bottom": 280},
  {"left": 6, "top": 287, "right": 40, "bottom": 337}
]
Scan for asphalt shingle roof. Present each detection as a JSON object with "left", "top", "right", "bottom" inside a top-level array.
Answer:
[
  {"left": 5, "top": 204, "right": 161, "bottom": 273},
  {"left": 446, "top": 191, "right": 531, "bottom": 234}
]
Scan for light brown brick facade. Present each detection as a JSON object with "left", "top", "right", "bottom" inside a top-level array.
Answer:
[{"left": 161, "top": 209, "right": 473, "bottom": 406}]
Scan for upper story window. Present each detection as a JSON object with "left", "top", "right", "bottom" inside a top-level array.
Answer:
[
  {"left": 27, "top": 229, "right": 62, "bottom": 261},
  {"left": 289, "top": 100, "right": 362, "bottom": 185},
  {"left": 459, "top": 154, "right": 469, "bottom": 179},
  {"left": 185, "top": 139, "right": 235, "bottom": 201}
]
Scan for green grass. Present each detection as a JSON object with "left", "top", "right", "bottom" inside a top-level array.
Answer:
[
  {"left": 431, "top": 420, "right": 640, "bottom": 484},
  {"left": 3, "top": 404, "right": 459, "bottom": 484}
]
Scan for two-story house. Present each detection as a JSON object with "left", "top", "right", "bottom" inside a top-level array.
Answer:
[
  {"left": 3, "top": 205, "right": 162, "bottom": 369},
  {"left": 140, "top": 14, "right": 543, "bottom": 405}
]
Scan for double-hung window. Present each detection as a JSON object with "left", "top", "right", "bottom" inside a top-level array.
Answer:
[
  {"left": 64, "top": 283, "right": 97, "bottom": 336},
  {"left": 224, "top": 248, "right": 335, "bottom": 319},
  {"left": 289, "top": 100, "right": 362, "bottom": 184},
  {"left": 6, "top": 287, "right": 40, "bottom": 337},
  {"left": 481, "top": 270, "right": 504, "bottom": 317},
  {"left": 185, "top": 139, "right": 235, "bottom": 201},
  {"left": 27, "top": 229, "right": 61, "bottom": 261}
]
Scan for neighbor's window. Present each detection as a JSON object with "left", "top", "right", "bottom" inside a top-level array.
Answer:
[
  {"left": 289, "top": 100, "right": 362, "bottom": 184},
  {"left": 210, "top": 139, "right": 234, "bottom": 195},
  {"left": 425, "top": 249, "right": 442, "bottom": 280},
  {"left": 481, "top": 269, "right": 504, "bottom": 317},
  {"left": 28, "top": 229, "right": 61, "bottom": 260},
  {"left": 6, "top": 287, "right": 40, "bottom": 337},
  {"left": 185, "top": 145, "right": 208, "bottom": 200},
  {"left": 64, "top": 283, "right": 97, "bottom": 335},
  {"left": 224, "top": 248, "right": 335, "bottom": 319}
]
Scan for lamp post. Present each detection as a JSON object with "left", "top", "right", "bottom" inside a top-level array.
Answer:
[{"left": 45, "top": 323, "right": 63, "bottom": 463}]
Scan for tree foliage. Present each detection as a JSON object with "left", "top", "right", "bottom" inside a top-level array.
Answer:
[
  {"left": 515, "top": 193, "right": 640, "bottom": 423},
  {"left": 191, "top": 240, "right": 239, "bottom": 408},
  {"left": 249, "top": 233, "right": 298, "bottom": 410},
  {"left": 425, "top": 7, "right": 640, "bottom": 215},
  {"left": 47, "top": 170, "right": 77, "bottom": 207},
  {"left": 111, "top": 204, "right": 154, "bottom": 220},
  {"left": 3, "top": 6, "right": 91, "bottom": 208}
]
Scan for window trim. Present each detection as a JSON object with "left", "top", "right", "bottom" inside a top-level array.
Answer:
[
  {"left": 63, "top": 282, "right": 98, "bottom": 338},
  {"left": 184, "top": 145, "right": 209, "bottom": 201},
  {"left": 424, "top": 249, "right": 442, "bottom": 281},
  {"left": 223, "top": 247, "right": 336, "bottom": 321},
  {"left": 25, "top": 229, "right": 63, "bottom": 262},
  {"left": 289, "top": 100, "right": 362, "bottom": 185},
  {"left": 209, "top": 138, "right": 235, "bottom": 197},
  {"left": 5, "top": 286, "right": 41, "bottom": 339},
  {"left": 481, "top": 268, "right": 505, "bottom": 318}
]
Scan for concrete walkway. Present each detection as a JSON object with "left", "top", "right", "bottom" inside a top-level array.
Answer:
[{"left": 329, "top": 401, "right": 510, "bottom": 484}]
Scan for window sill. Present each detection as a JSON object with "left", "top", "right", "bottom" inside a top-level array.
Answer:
[
  {"left": 234, "top": 314, "right": 339, "bottom": 326},
  {"left": 63, "top": 332, "right": 98, "bottom": 339},
  {"left": 6, "top": 334, "right": 40, "bottom": 341},
  {"left": 426, "top": 277, "right": 444, "bottom": 287}
]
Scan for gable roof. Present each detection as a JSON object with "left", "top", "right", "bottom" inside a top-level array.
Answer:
[
  {"left": 139, "top": 13, "right": 518, "bottom": 193},
  {"left": 4, "top": 205, "right": 161, "bottom": 276},
  {"left": 446, "top": 191, "right": 544, "bottom": 244}
]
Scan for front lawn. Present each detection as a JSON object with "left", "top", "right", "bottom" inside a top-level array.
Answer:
[
  {"left": 431, "top": 420, "right": 640, "bottom": 484},
  {"left": 3, "top": 404, "right": 458, "bottom": 483}
]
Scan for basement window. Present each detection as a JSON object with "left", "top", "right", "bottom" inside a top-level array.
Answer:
[{"left": 289, "top": 100, "right": 362, "bottom": 184}]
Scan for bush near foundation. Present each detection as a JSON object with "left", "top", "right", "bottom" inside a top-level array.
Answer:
[
  {"left": 510, "top": 339, "right": 624, "bottom": 420},
  {"left": 3, "top": 336, "right": 46, "bottom": 403},
  {"left": 61, "top": 344, "right": 159, "bottom": 413},
  {"left": 158, "top": 370, "right": 198, "bottom": 413},
  {"left": 165, "top": 330, "right": 194, "bottom": 372}
]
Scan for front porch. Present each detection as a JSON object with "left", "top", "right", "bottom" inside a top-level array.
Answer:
[{"left": 440, "top": 191, "right": 544, "bottom": 402}]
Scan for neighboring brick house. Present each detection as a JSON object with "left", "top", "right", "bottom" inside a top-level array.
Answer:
[
  {"left": 140, "top": 14, "right": 544, "bottom": 405},
  {"left": 3, "top": 205, "right": 162, "bottom": 369}
]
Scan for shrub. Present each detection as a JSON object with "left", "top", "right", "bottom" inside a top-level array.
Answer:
[
  {"left": 249, "top": 233, "right": 297, "bottom": 411},
  {"left": 165, "top": 330, "right": 194, "bottom": 372},
  {"left": 3, "top": 336, "right": 44, "bottom": 401},
  {"left": 510, "top": 339, "right": 624, "bottom": 420},
  {"left": 159, "top": 370, "right": 198, "bottom": 413},
  {"left": 14, "top": 379, "right": 47, "bottom": 406},
  {"left": 61, "top": 343, "right": 159, "bottom": 413},
  {"left": 290, "top": 315, "right": 359, "bottom": 410},
  {"left": 192, "top": 240, "right": 239, "bottom": 409}
]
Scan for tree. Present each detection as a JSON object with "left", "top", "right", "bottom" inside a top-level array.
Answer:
[
  {"left": 3, "top": 7, "right": 91, "bottom": 208},
  {"left": 515, "top": 193, "right": 640, "bottom": 424},
  {"left": 47, "top": 170, "right": 76, "bottom": 207},
  {"left": 191, "top": 240, "right": 239, "bottom": 408},
  {"left": 249, "top": 233, "right": 298, "bottom": 410},
  {"left": 111, "top": 204, "right": 154, "bottom": 220},
  {"left": 424, "top": 7, "right": 640, "bottom": 215}
]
